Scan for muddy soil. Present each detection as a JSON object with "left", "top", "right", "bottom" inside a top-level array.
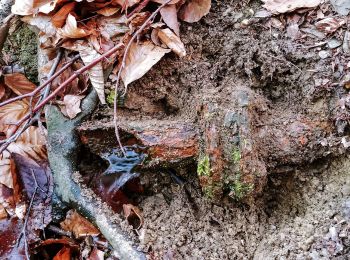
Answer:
[
  {"left": 137, "top": 156, "right": 350, "bottom": 259},
  {"left": 78, "top": 0, "right": 350, "bottom": 259}
]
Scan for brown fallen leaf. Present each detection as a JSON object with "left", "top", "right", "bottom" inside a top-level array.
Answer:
[
  {"left": 60, "top": 209, "right": 100, "bottom": 238},
  {"left": 62, "top": 40, "right": 106, "bottom": 104},
  {"left": 59, "top": 95, "right": 85, "bottom": 119},
  {"left": 0, "top": 82, "right": 6, "bottom": 101},
  {"left": 158, "top": 28, "right": 186, "bottom": 57},
  {"left": 87, "top": 247, "right": 105, "bottom": 260},
  {"left": 52, "top": 2, "right": 77, "bottom": 28},
  {"left": 178, "top": 0, "right": 211, "bottom": 23},
  {"left": 58, "top": 14, "right": 91, "bottom": 39},
  {"left": 121, "top": 41, "right": 171, "bottom": 88},
  {"left": 11, "top": 0, "right": 52, "bottom": 15},
  {"left": 0, "top": 126, "right": 46, "bottom": 189},
  {"left": 160, "top": 4, "right": 180, "bottom": 36},
  {"left": 123, "top": 204, "right": 143, "bottom": 229},
  {"left": 0, "top": 100, "right": 30, "bottom": 138},
  {"left": 261, "top": 0, "right": 322, "bottom": 14},
  {"left": 96, "top": 6, "right": 121, "bottom": 16},
  {"left": 11, "top": 152, "right": 53, "bottom": 244},
  {"left": 4, "top": 73, "right": 36, "bottom": 97},
  {"left": 53, "top": 246, "right": 72, "bottom": 260},
  {"left": 22, "top": 14, "right": 57, "bottom": 37},
  {"left": 315, "top": 17, "right": 345, "bottom": 34}
]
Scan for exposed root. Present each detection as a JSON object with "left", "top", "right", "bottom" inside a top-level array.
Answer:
[{"left": 36, "top": 47, "right": 145, "bottom": 259}]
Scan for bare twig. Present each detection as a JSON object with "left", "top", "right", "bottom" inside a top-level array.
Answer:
[
  {"left": 127, "top": 0, "right": 151, "bottom": 18},
  {"left": 17, "top": 170, "right": 39, "bottom": 260},
  {"left": 114, "top": 0, "right": 172, "bottom": 156},
  {"left": 0, "top": 50, "right": 64, "bottom": 152},
  {"left": 0, "top": 54, "right": 79, "bottom": 108},
  {"left": 0, "top": 44, "right": 123, "bottom": 154}
]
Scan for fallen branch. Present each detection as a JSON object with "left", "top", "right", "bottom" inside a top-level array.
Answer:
[
  {"left": 17, "top": 170, "right": 40, "bottom": 260},
  {"left": 45, "top": 90, "right": 145, "bottom": 260}
]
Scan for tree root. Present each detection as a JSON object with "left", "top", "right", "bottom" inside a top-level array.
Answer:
[
  {"left": 35, "top": 41, "right": 145, "bottom": 258},
  {"left": 45, "top": 91, "right": 146, "bottom": 260}
]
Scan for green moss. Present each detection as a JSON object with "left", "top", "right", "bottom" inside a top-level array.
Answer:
[
  {"left": 197, "top": 155, "right": 210, "bottom": 177},
  {"left": 228, "top": 174, "right": 254, "bottom": 200},
  {"left": 231, "top": 148, "right": 241, "bottom": 164},
  {"left": 106, "top": 91, "right": 116, "bottom": 106},
  {"left": 4, "top": 25, "right": 38, "bottom": 83}
]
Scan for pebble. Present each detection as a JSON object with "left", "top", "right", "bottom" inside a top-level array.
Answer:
[
  {"left": 318, "top": 50, "right": 330, "bottom": 59},
  {"left": 327, "top": 38, "right": 342, "bottom": 49}
]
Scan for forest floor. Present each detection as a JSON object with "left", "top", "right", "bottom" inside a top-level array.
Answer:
[{"left": 1, "top": 0, "right": 350, "bottom": 259}]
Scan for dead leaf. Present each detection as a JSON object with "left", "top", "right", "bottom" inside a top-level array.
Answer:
[
  {"left": 62, "top": 40, "right": 106, "bottom": 104},
  {"left": 261, "top": 0, "right": 322, "bottom": 14},
  {"left": 123, "top": 204, "right": 143, "bottom": 229},
  {"left": 59, "top": 95, "right": 85, "bottom": 119},
  {"left": 178, "top": 0, "right": 211, "bottom": 23},
  {"left": 52, "top": 2, "right": 77, "bottom": 28},
  {"left": 4, "top": 73, "right": 36, "bottom": 97},
  {"left": 151, "top": 0, "right": 182, "bottom": 4},
  {"left": 87, "top": 247, "right": 105, "bottom": 260},
  {"left": 0, "top": 218, "right": 25, "bottom": 259},
  {"left": 58, "top": 14, "right": 91, "bottom": 39},
  {"left": 11, "top": 153, "right": 53, "bottom": 243},
  {"left": 0, "top": 82, "right": 6, "bottom": 101},
  {"left": 53, "top": 246, "right": 72, "bottom": 260},
  {"left": 160, "top": 4, "right": 180, "bottom": 36},
  {"left": 121, "top": 41, "right": 171, "bottom": 88},
  {"left": 60, "top": 209, "right": 100, "bottom": 238},
  {"left": 158, "top": 28, "right": 186, "bottom": 57},
  {"left": 22, "top": 14, "right": 57, "bottom": 37},
  {"left": 96, "top": 6, "right": 121, "bottom": 16},
  {"left": 315, "top": 17, "right": 345, "bottom": 34},
  {"left": 0, "top": 126, "right": 46, "bottom": 189},
  {"left": 0, "top": 100, "right": 29, "bottom": 138},
  {"left": 11, "top": 0, "right": 52, "bottom": 15}
]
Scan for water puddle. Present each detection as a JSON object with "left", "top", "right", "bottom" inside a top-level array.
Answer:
[{"left": 100, "top": 145, "right": 145, "bottom": 193}]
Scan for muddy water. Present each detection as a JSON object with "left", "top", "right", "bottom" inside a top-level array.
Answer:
[{"left": 101, "top": 146, "right": 145, "bottom": 193}]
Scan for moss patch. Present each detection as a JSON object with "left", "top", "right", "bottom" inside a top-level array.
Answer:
[
  {"left": 228, "top": 174, "right": 254, "bottom": 200},
  {"left": 106, "top": 91, "right": 116, "bottom": 106},
  {"left": 3, "top": 25, "right": 38, "bottom": 83},
  {"left": 231, "top": 147, "right": 241, "bottom": 164},
  {"left": 197, "top": 155, "right": 210, "bottom": 177}
]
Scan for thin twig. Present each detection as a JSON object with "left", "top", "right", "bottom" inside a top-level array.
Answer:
[
  {"left": 127, "top": 0, "right": 151, "bottom": 18},
  {"left": 0, "top": 50, "right": 64, "bottom": 152},
  {"left": 0, "top": 54, "right": 79, "bottom": 108},
  {"left": 17, "top": 170, "right": 39, "bottom": 260},
  {"left": 0, "top": 44, "right": 123, "bottom": 154},
  {"left": 114, "top": 0, "right": 172, "bottom": 156}
]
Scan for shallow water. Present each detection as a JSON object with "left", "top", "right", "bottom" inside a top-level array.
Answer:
[{"left": 101, "top": 145, "right": 145, "bottom": 193}]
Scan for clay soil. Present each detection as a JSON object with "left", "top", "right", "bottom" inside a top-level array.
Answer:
[{"left": 77, "top": 0, "right": 350, "bottom": 259}]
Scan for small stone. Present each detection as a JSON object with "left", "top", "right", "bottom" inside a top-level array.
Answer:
[
  {"left": 318, "top": 50, "right": 330, "bottom": 59},
  {"left": 302, "top": 236, "right": 315, "bottom": 251},
  {"left": 341, "top": 185, "right": 350, "bottom": 196},
  {"left": 309, "top": 250, "right": 321, "bottom": 260},
  {"left": 327, "top": 38, "right": 342, "bottom": 49},
  {"left": 343, "top": 31, "right": 350, "bottom": 54},
  {"left": 330, "top": 0, "right": 350, "bottom": 16},
  {"left": 342, "top": 200, "right": 350, "bottom": 219},
  {"left": 237, "top": 92, "right": 249, "bottom": 107}
]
